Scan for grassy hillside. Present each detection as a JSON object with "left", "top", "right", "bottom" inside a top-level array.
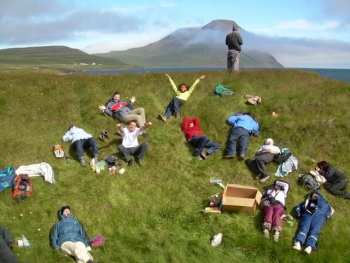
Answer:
[
  {"left": 0, "top": 46, "right": 131, "bottom": 70},
  {"left": 0, "top": 67, "right": 350, "bottom": 263}
]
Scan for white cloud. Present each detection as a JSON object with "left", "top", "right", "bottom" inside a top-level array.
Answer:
[{"left": 274, "top": 19, "right": 341, "bottom": 30}]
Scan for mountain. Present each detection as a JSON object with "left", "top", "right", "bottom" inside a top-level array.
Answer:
[
  {"left": 93, "top": 19, "right": 283, "bottom": 68},
  {"left": 0, "top": 46, "right": 128, "bottom": 68}
]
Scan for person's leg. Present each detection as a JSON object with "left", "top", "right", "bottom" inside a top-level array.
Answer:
[
  {"left": 118, "top": 144, "right": 132, "bottom": 162},
  {"left": 236, "top": 128, "right": 250, "bottom": 156},
  {"left": 204, "top": 140, "right": 221, "bottom": 155},
  {"left": 233, "top": 51, "right": 241, "bottom": 72},
  {"left": 129, "top": 143, "right": 149, "bottom": 160},
  {"left": 324, "top": 178, "right": 348, "bottom": 197},
  {"left": 295, "top": 213, "right": 312, "bottom": 246},
  {"left": 190, "top": 136, "right": 210, "bottom": 156},
  {"left": 83, "top": 137, "right": 98, "bottom": 158},
  {"left": 245, "top": 157, "right": 260, "bottom": 175},
  {"left": 123, "top": 113, "right": 144, "bottom": 128},
  {"left": 0, "top": 246, "right": 19, "bottom": 263},
  {"left": 227, "top": 55, "right": 233, "bottom": 73},
  {"left": 73, "top": 140, "right": 85, "bottom": 160},
  {"left": 271, "top": 204, "right": 285, "bottom": 242},
  {"left": 164, "top": 98, "right": 176, "bottom": 118},
  {"left": 255, "top": 153, "right": 274, "bottom": 176},
  {"left": 60, "top": 241, "right": 93, "bottom": 263},
  {"left": 225, "top": 130, "right": 240, "bottom": 155},
  {"left": 262, "top": 206, "right": 274, "bottom": 238},
  {"left": 304, "top": 214, "right": 327, "bottom": 250},
  {"left": 172, "top": 97, "right": 185, "bottom": 116}
]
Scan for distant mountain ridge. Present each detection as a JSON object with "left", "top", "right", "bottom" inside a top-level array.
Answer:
[{"left": 94, "top": 19, "right": 283, "bottom": 68}]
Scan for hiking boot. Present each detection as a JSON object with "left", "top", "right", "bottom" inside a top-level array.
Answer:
[
  {"left": 273, "top": 231, "right": 280, "bottom": 242},
  {"left": 102, "top": 130, "right": 109, "bottom": 138},
  {"left": 127, "top": 159, "right": 133, "bottom": 166},
  {"left": 158, "top": 115, "right": 167, "bottom": 122},
  {"left": 200, "top": 150, "right": 207, "bottom": 160},
  {"left": 135, "top": 158, "right": 142, "bottom": 167},
  {"left": 304, "top": 246, "right": 313, "bottom": 254},
  {"left": 255, "top": 173, "right": 263, "bottom": 180},
  {"left": 175, "top": 112, "right": 180, "bottom": 119},
  {"left": 259, "top": 175, "right": 270, "bottom": 184},
  {"left": 263, "top": 229, "right": 270, "bottom": 239},
  {"left": 223, "top": 154, "right": 236, "bottom": 159},
  {"left": 80, "top": 159, "right": 86, "bottom": 167},
  {"left": 239, "top": 153, "right": 245, "bottom": 160},
  {"left": 99, "top": 134, "right": 106, "bottom": 141},
  {"left": 293, "top": 241, "right": 301, "bottom": 251}
]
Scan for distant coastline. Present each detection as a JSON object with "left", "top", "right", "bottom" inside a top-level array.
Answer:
[{"left": 76, "top": 67, "right": 350, "bottom": 83}]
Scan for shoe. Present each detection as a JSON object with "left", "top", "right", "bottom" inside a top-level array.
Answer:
[
  {"left": 273, "top": 231, "right": 280, "bottom": 242},
  {"left": 158, "top": 115, "right": 167, "bottom": 122},
  {"left": 102, "top": 130, "right": 109, "bottom": 138},
  {"left": 263, "top": 229, "right": 270, "bottom": 239},
  {"left": 135, "top": 158, "right": 142, "bottom": 167},
  {"left": 175, "top": 112, "right": 180, "bottom": 119},
  {"left": 255, "top": 173, "right": 263, "bottom": 180},
  {"left": 197, "top": 155, "right": 203, "bottom": 160},
  {"left": 93, "top": 157, "right": 98, "bottom": 163},
  {"left": 200, "top": 150, "right": 207, "bottom": 160},
  {"left": 80, "top": 159, "right": 86, "bottom": 167},
  {"left": 99, "top": 134, "right": 106, "bottom": 141},
  {"left": 304, "top": 246, "right": 313, "bottom": 254},
  {"left": 127, "top": 159, "right": 133, "bottom": 166},
  {"left": 223, "top": 154, "right": 236, "bottom": 159},
  {"left": 259, "top": 175, "right": 270, "bottom": 184},
  {"left": 239, "top": 153, "right": 245, "bottom": 160},
  {"left": 293, "top": 241, "right": 301, "bottom": 251}
]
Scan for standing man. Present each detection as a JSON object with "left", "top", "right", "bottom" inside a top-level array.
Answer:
[
  {"left": 226, "top": 25, "right": 243, "bottom": 73},
  {"left": 181, "top": 116, "right": 221, "bottom": 160},
  {"left": 62, "top": 126, "right": 99, "bottom": 167},
  {"left": 50, "top": 205, "right": 98, "bottom": 263},
  {"left": 223, "top": 112, "right": 259, "bottom": 161},
  {"left": 117, "top": 120, "right": 152, "bottom": 167},
  {"left": 0, "top": 226, "right": 19, "bottom": 263},
  {"left": 245, "top": 138, "right": 281, "bottom": 183},
  {"left": 99, "top": 92, "right": 147, "bottom": 128}
]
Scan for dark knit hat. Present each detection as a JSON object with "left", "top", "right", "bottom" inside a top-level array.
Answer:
[{"left": 60, "top": 205, "right": 71, "bottom": 215}]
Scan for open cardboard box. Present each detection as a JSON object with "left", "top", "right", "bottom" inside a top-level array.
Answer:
[{"left": 222, "top": 184, "right": 262, "bottom": 213}]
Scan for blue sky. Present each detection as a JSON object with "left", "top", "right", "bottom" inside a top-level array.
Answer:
[{"left": 1, "top": 0, "right": 349, "bottom": 68}]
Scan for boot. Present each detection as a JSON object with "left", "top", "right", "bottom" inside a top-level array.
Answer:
[
  {"left": 175, "top": 112, "right": 180, "bottom": 119},
  {"left": 272, "top": 226, "right": 282, "bottom": 242},
  {"left": 262, "top": 222, "right": 271, "bottom": 239},
  {"left": 80, "top": 159, "right": 86, "bottom": 167}
]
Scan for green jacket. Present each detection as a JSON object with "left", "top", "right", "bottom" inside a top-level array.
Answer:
[{"left": 169, "top": 78, "right": 201, "bottom": 101}]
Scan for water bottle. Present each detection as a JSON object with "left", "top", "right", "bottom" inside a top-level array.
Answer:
[
  {"left": 90, "top": 158, "right": 95, "bottom": 166},
  {"left": 22, "top": 235, "right": 30, "bottom": 247},
  {"left": 211, "top": 233, "right": 223, "bottom": 246}
]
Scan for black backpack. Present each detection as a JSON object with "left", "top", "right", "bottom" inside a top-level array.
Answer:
[
  {"left": 298, "top": 174, "right": 320, "bottom": 190},
  {"left": 273, "top": 149, "right": 292, "bottom": 164}
]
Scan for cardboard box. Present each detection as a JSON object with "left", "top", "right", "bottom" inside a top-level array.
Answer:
[{"left": 222, "top": 184, "right": 262, "bottom": 213}]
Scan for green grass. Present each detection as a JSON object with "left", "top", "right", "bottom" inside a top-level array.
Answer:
[{"left": 0, "top": 67, "right": 350, "bottom": 263}]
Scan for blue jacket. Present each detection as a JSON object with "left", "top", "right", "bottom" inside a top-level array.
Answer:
[
  {"left": 103, "top": 98, "right": 134, "bottom": 121},
  {"left": 50, "top": 206, "right": 90, "bottom": 250},
  {"left": 295, "top": 190, "right": 331, "bottom": 219},
  {"left": 227, "top": 114, "right": 259, "bottom": 134}
]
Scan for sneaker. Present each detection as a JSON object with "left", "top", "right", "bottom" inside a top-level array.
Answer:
[
  {"left": 304, "top": 246, "right": 313, "bottom": 254},
  {"left": 200, "top": 150, "right": 207, "bottom": 160},
  {"left": 99, "top": 134, "right": 106, "bottom": 141},
  {"left": 93, "top": 157, "right": 98, "bottom": 163},
  {"left": 127, "top": 159, "right": 133, "bottom": 166},
  {"left": 255, "top": 173, "right": 263, "bottom": 180},
  {"left": 102, "top": 130, "right": 109, "bottom": 138},
  {"left": 197, "top": 155, "right": 203, "bottom": 160},
  {"left": 273, "top": 231, "right": 280, "bottom": 242},
  {"left": 80, "top": 159, "right": 86, "bottom": 167},
  {"left": 158, "top": 115, "right": 167, "bottom": 122},
  {"left": 263, "top": 229, "right": 270, "bottom": 239},
  {"left": 293, "top": 241, "right": 301, "bottom": 251},
  {"left": 175, "top": 112, "right": 180, "bottom": 119},
  {"left": 239, "top": 153, "right": 245, "bottom": 160},
  {"left": 223, "top": 154, "right": 236, "bottom": 159},
  {"left": 259, "top": 175, "right": 270, "bottom": 184},
  {"left": 135, "top": 158, "right": 142, "bottom": 167}
]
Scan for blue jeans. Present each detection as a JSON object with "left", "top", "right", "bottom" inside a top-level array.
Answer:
[
  {"left": 225, "top": 127, "right": 250, "bottom": 155},
  {"left": 73, "top": 138, "right": 98, "bottom": 159},
  {"left": 189, "top": 135, "right": 221, "bottom": 156},
  {"left": 164, "top": 97, "right": 185, "bottom": 118}
]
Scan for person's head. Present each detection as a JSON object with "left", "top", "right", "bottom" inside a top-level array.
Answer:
[
  {"left": 128, "top": 120, "right": 138, "bottom": 131},
  {"left": 60, "top": 205, "right": 71, "bottom": 217},
  {"left": 265, "top": 138, "right": 274, "bottom": 145},
  {"left": 310, "top": 191, "right": 319, "bottom": 200},
  {"left": 317, "top": 160, "right": 328, "bottom": 169},
  {"left": 188, "top": 122, "right": 194, "bottom": 128},
  {"left": 178, "top": 83, "right": 189, "bottom": 93},
  {"left": 233, "top": 26, "right": 239, "bottom": 32},
  {"left": 113, "top": 92, "right": 121, "bottom": 102}
]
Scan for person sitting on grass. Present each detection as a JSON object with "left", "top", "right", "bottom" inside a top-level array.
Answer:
[
  {"left": 293, "top": 190, "right": 333, "bottom": 254},
  {"left": 117, "top": 120, "right": 152, "bottom": 167},
  {"left": 245, "top": 138, "right": 281, "bottom": 184},
  {"left": 158, "top": 73, "right": 205, "bottom": 122},
  {"left": 98, "top": 92, "right": 147, "bottom": 128},
  {"left": 50, "top": 205, "right": 98, "bottom": 263},
  {"left": 181, "top": 116, "right": 221, "bottom": 160},
  {"left": 260, "top": 180, "right": 289, "bottom": 242},
  {"left": 62, "top": 125, "right": 99, "bottom": 167},
  {"left": 0, "top": 226, "right": 19, "bottom": 263},
  {"left": 315, "top": 160, "right": 350, "bottom": 199},
  {"left": 223, "top": 112, "right": 259, "bottom": 161}
]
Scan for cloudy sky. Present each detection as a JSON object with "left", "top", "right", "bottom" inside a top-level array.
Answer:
[{"left": 1, "top": 0, "right": 350, "bottom": 68}]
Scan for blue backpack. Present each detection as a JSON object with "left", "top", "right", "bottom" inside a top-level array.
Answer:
[
  {"left": 214, "top": 84, "right": 235, "bottom": 96},
  {"left": 0, "top": 166, "right": 17, "bottom": 193}
]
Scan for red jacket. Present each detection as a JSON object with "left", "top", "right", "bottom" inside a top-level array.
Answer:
[{"left": 181, "top": 117, "right": 203, "bottom": 140}]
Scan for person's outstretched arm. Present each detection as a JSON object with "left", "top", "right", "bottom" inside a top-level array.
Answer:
[
  {"left": 139, "top": 122, "right": 152, "bottom": 133},
  {"left": 116, "top": 123, "right": 125, "bottom": 133},
  {"left": 187, "top": 75, "right": 205, "bottom": 94}
]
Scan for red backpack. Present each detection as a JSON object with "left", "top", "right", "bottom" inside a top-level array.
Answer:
[{"left": 12, "top": 174, "right": 33, "bottom": 200}]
